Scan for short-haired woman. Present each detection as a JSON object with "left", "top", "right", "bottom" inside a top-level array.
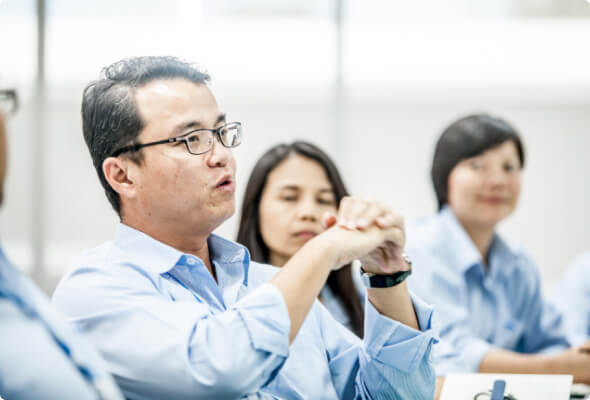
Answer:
[{"left": 405, "top": 113, "right": 590, "bottom": 383}]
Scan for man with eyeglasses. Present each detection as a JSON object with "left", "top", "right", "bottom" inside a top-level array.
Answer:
[
  {"left": 52, "top": 56, "right": 437, "bottom": 399},
  {"left": 0, "top": 90, "right": 123, "bottom": 399}
]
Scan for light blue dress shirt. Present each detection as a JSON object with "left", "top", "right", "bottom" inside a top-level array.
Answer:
[
  {"left": 552, "top": 251, "right": 590, "bottom": 345},
  {"left": 52, "top": 223, "right": 437, "bottom": 400},
  {"left": 0, "top": 245, "right": 123, "bottom": 400},
  {"left": 320, "top": 264, "right": 365, "bottom": 334},
  {"left": 405, "top": 207, "right": 571, "bottom": 375}
]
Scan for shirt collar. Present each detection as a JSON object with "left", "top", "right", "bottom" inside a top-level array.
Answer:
[
  {"left": 438, "top": 206, "right": 482, "bottom": 276},
  {"left": 438, "top": 207, "right": 517, "bottom": 279},
  {"left": 113, "top": 223, "right": 250, "bottom": 285},
  {"left": 487, "top": 233, "right": 519, "bottom": 279}
]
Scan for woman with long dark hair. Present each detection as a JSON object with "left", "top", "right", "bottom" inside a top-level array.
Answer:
[{"left": 237, "top": 141, "right": 364, "bottom": 337}]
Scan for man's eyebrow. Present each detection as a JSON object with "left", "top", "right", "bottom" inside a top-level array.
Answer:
[
  {"left": 171, "top": 121, "right": 201, "bottom": 136},
  {"left": 216, "top": 113, "right": 227, "bottom": 125},
  {"left": 170, "top": 113, "right": 227, "bottom": 136}
]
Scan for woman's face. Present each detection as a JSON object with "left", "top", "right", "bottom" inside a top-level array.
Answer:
[
  {"left": 447, "top": 140, "right": 522, "bottom": 230},
  {"left": 259, "top": 154, "right": 338, "bottom": 266}
]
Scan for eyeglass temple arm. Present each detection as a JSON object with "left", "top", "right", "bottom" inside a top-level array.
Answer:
[{"left": 111, "top": 137, "right": 178, "bottom": 157}]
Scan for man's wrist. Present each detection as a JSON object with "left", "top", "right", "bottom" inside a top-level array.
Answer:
[
  {"left": 361, "top": 268, "right": 412, "bottom": 288},
  {"left": 306, "top": 229, "right": 342, "bottom": 271},
  {"left": 360, "top": 253, "right": 412, "bottom": 288}
]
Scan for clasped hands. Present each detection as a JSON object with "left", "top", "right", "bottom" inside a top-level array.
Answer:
[{"left": 321, "top": 196, "right": 411, "bottom": 275}]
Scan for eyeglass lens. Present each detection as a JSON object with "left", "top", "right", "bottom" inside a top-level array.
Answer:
[{"left": 185, "top": 124, "right": 241, "bottom": 154}]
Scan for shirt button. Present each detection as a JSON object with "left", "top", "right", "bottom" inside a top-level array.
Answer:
[{"left": 187, "top": 257, "right": 197, "bottom": 265}]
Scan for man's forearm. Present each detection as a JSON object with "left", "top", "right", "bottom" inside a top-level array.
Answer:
[
  {"left": 270, "top": 233, "right": 336, "bottom": 342},
  {"left": 367, "top": 281, "right": 419, "bottom": 330}
]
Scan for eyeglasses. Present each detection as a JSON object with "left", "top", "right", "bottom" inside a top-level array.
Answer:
[
  {"left": 0, "top": 89, "right": 18, "bottom": 116},
  {"left": 111, "top": 122, "right": 242, "bottom": 157}
]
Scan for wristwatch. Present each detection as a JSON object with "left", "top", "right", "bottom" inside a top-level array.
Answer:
[{"left": 360, "top": 253, "right": 412, "bottom": 288}]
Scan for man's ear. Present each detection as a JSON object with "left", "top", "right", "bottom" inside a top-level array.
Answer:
[{"left": 103, "top": 157, "right": 137, "bottom": 200}]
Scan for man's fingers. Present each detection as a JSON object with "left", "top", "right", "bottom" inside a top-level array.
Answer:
[
  {"left": 376, "top": 212, "right": 404, "bottom": 230},
  {"left": 356, "top": 203, "right": 387, "bottom": 230},
  {"left": 337, "top": 197, "right": 354, "bottom": 229},
  {"left": 346, "top": 200, "right": 370, "bottom": 229},
  {"left": 383, "top": 226, "right": 405, "bottom": 248},
  {"left": 338, "top": 197, "right": 398, "bottom": 231},
  {"left": 338, "top": 197, "right": 370, "bottom": 229}
]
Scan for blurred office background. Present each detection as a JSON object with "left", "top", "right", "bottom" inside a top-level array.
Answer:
[{"left": 0, "top": 0, "right": 589, "bottom": 293}]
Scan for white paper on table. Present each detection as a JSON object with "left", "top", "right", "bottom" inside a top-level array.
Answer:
[{"left": 439, "top": 373, "right": 572, "bottom": 400}]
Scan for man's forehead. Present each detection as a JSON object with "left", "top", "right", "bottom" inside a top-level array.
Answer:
[
  {"left": 134, "top": 78, "right": 220, "bottom": 126},
  {"left": 135, "top": 78, "right": 215, "bottom": 107}
]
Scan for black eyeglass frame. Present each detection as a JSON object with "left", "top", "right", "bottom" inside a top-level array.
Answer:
[
  {"left": 110, "top": 121, "right": 242, "bottom": 157},
  {"left": 0, "top": 89, "right": 19, "bottom": 116}
]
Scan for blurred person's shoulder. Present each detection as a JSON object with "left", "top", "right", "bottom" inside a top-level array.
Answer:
[
  {"left": 406, "top": 212, "right": 447, "bottom": 254},
  {"left": 568, "top": 251, "right": 590, "bottom": 273}
]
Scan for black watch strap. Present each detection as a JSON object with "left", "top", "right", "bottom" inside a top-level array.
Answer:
[
  {"left": 360, "top": 254, "right": 413, "bottom": 288},
  {"left": 360, "top": 269, "right": 412, "bottom": 288}
]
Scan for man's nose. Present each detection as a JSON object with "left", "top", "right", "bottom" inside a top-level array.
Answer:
[{"left": 206, "top": 137, "right": 231, "bottom": 168}]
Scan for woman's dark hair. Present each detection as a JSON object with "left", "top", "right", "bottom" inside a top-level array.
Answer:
[
  {"left": 237, "top": 141, "right": 364, "bottom": 337},
  {"left": 431, "top": 113, "right": 526, "bottom": 210}
]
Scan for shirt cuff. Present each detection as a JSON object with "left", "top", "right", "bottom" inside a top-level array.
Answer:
[
  {"left": 362, "top": 291, "right": 437, "bottom": 373},
  {"left": 235, "top": 283, "right": 291, "bottom": 358}
]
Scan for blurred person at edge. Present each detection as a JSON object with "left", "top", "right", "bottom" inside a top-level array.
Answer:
[
  {"left": 52, "top": 56, "right": 437, "bottom": 399},
  {"left": 0, "top": 89, "right": 123, "bottom": 399},
  {"left": 405, "top": 113, "right": 590, "bottom": 386},
  {"left": 237, "top": 141, "right": 365, "bottom": 337},
  {"left": 552, "top": 251, "right": 590, "bottom": 345}
]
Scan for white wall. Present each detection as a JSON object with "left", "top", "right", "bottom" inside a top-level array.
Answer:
[{"left": 0, "top": 16, "right": 589, "bottom": 294}]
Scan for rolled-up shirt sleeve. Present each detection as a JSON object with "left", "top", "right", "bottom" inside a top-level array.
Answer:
[
  {"left": 357, "top": 293, "right": 437, "bottom": 399},
  {"left": 321, "top": 291, "right": 437, "bottom": 400},
  {"left": 52, "top": 266, "right": 290, "bottom": 400}
]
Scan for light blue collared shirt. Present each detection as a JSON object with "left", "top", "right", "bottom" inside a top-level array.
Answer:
[
  {"left": 320, "top": 263, "right": 365, "bottom": 334},
  {"left": 52, "top": 223, "right": 437, "bottom": 400},
  {"left": 405, "top": 207, "right": 570, "bottom": 375},
  {"left": 552, "top": 251, "right": 590, "bottom": 345},
  {"left": 0, "top": 245, "right": 122, "bottom": 400}
]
